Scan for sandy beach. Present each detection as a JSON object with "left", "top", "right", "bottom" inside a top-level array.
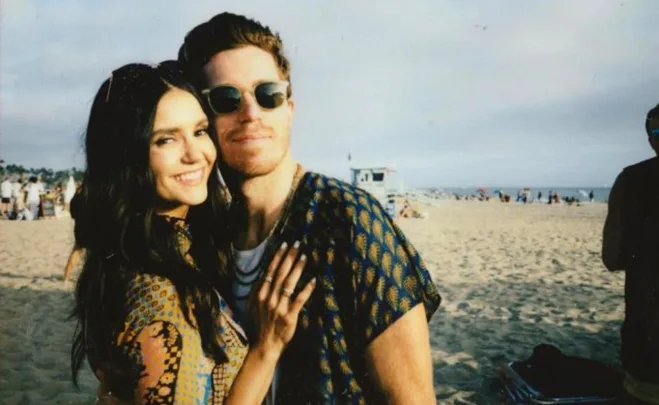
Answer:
[{"left": 0, "top": 200, "right": 625, "bottom": 404}]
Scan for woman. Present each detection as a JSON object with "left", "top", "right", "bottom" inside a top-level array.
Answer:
[{"left": 70, "top": 62, "right": 315, "bottom": 404}]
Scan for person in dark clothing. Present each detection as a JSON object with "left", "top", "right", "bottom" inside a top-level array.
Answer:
[{"left": 602, "top": 103, "right": 659, "bottom": 404}]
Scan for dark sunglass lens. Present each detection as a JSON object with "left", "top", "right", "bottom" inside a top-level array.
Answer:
[
  {"left": 255, "top": 83, "right": 286, "bottom": 109},
  {"left": 208, "top": 86, "right": 241, "bottom": 114}
]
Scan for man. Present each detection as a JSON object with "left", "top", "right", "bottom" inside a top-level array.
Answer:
[
  {"left": 0, "top": 176, "right": 12, "bottom": 217},
  {"left": 11, "top": 178, "right": 26, "bottom": 220},
  {"left": 602, "top": 103, "right": 659, "bottom": 404},
  {"left": 178, "top": 12, "right": 441, "bottom": 404}
]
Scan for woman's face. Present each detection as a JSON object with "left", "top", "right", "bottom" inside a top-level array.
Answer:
[{"left": 150, "top": 88, "right": 217, "bottom": 218}]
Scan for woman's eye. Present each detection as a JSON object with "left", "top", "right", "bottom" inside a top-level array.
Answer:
[
  {"left": 195, "top": 128, "right": 210, "bottom": 137},
  {"left": 155, "top": 137, "right": 174, "bottom": 146}
]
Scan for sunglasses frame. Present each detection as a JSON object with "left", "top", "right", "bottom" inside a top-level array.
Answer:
[{"left": 201, "top": 81, "right": 290, "bottom": 115}]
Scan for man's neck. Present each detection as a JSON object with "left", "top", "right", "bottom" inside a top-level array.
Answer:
[{"left": 234, "top": 158, "right": 299, "bottom": 250}]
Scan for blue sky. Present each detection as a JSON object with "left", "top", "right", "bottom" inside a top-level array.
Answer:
[{"left": 2, "top": 0, "right": 658, "bottom": 187}]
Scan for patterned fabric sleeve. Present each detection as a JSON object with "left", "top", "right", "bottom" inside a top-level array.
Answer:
[
  {"left": 116, "top": 274, "right": 213, "bottom": 405},
  {"left": 349, "top": 192, "right": 442, "bottom": 346}
]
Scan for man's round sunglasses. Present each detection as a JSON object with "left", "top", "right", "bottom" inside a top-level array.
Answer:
[{"left": 201, "top": 81, "right": 289, "bottom": 115}]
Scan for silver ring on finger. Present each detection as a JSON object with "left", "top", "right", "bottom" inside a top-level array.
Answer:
[
  {"left": 281, "top": 287, "right": 295, "bottom": 297},
  {"left": 263, "top": 275, "right": 274, "bottom": 283}
]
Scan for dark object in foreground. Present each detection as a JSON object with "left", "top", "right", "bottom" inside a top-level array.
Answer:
[{"left": 500, "top": 344, "right": 624, "bottom": 404}]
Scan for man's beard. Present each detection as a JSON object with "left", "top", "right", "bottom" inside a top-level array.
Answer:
[
  {"left": 218, "top": 122, "right": 291, "bottom": 184},
  {"left": 220, "top": 143, "right": 289, "bottom": 182}
]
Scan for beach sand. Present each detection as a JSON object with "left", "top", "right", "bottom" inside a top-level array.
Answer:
[{"left": 0, "top": 200, "right": 624, "bottom": 404}]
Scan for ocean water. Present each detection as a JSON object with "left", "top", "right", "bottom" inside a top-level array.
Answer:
[{"left": 431, "top": 187, "right": 612, "bottom": 202}]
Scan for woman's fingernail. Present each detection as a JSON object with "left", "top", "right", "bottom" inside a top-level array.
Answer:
[
  {"left": 280, "top": 242, "right": 288, "bottom": 250},
  {"left": 311, "top": 277, "right": 317, "bottom": 284},
  {"left": 300, "top": 254, "right": 307, "bottom": 262},
  {"left": 293, "top": 240, "right": 300, "bottom": 249}
]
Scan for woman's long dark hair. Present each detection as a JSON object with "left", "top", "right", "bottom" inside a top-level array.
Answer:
[{"left": 70, "top": 61, "right": 231, "bottom": 388}]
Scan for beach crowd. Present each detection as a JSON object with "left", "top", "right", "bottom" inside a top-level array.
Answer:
[{"left": 0, "top": 174, "right": 78, "bottom": 221}]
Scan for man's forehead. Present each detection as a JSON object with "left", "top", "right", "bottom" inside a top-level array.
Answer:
[{"left": 202, "top": 46, "right": 282, "bottom": 87}]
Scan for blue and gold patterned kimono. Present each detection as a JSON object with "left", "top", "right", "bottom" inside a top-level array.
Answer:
[{"left": 221, "top": 171, "right": 442, "bottom": 404}]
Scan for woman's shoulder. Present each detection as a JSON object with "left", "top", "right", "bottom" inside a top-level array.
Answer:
[
  {"left": 124, "top": 274, "right": 179, "bottom": 321},
  {"left": 126, "top": 273, "right": 177, "bottom": 297},
  {"left": 118, "top": 274, "right": 190, "bottom": 346}
]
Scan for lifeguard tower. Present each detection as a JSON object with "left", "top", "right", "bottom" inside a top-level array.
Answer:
[{"left": 350, "top": 167, "right": 394, "bottom": 204}]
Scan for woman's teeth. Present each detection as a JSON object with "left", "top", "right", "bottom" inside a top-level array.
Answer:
[{"left": 174, "top": 169, "right": 203, "bottom": 183}]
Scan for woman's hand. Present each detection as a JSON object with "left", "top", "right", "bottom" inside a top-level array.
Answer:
[
  {"left": 251, "top": 241, "right": 316, "bottom": 357},
  {"left": 94, "top": 241, "right": 316, "bottom": 405},
  {"left": 222, "top": 241, "right": 316, "bottom": 405}
]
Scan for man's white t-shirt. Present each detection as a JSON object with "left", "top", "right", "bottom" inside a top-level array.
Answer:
[
  {"left": 1, "top": 180, "right": 12, "bottom": 199},
  {"left": 26, "top": 183, "right": 42, "bottom": 203},
  {"left": 231, "top": 238, "right": 279, "bottom": 405}
]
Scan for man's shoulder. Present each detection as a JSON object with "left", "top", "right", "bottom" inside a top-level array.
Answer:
[
  {"left": 623, "top": 157, "right": 658, "bottom": 175},
  {"left": 305, "top": 171, "right": 356, "bottom": 193},
  {"left": 617, "top": 157, "right": 658, "bottom": 191},
  {"left": 304, "top": 171, "right": 385, "bottom": 215}
]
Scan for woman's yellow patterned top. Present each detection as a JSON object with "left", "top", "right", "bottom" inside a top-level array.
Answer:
[{"left": 114, "top": 218, "right": 249, "bottom": 404}]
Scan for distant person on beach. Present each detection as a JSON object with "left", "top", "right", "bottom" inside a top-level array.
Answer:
[
  {"left": 386, "top": 197, "right": 397, "bottom": 219},
  {"left": 63, "top": 174, "right": 76, "bottom": 213},
  {"left": 12, "top": 181, "right": 27, "bottom": 220},
  {"left": 25, "top": 176, "right": 42, "bottom": 220},
  {"left": 589, "top": 190, "right": 595, "bottom": 203},
  {"left": 602, "top": 103, "right": 659, "bottom": 404},
  {"left": 71, "top": 62, "right": 315, "bottom": 404},
  {"left": 1, "top": 176, "right": 11, "bottom": 217},
  {"left": 10, "top": 176, "right": 22, "bottom": 218}
]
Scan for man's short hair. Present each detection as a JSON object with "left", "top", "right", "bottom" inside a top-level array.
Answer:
[
  {"left": 645, "top": 103, "right": 659, "bottom": 137},
  {"left": 178, "top": 12, "right": 292, "bottom": 96}
]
